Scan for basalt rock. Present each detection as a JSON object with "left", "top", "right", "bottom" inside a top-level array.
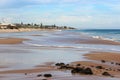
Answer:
[
  {"left": 82, "top": 68, "right": 93, "bottom": 75},
  {"left": 55, "top": 63, "right": 65, "bottom": 66},
  {"left": 96, "top": 66, "right": 104, "bottom": 69},
  {"left": 71, "top": 67, "right": 93, "bottom": 75},
  {"left": 37, "top": 74, "right": 42, "bottom": 77},
  {"left": 101, "top": 60, "right": 106, "bottom": 63},
  {"left": 44, "top": 74, "right": 52, "bottom": 78},
  {"left": 71, "top": 67, "right": 83, "bottom": 73},
  {"left": 102, "top": 72, "right": 111, "bottom": 76}
]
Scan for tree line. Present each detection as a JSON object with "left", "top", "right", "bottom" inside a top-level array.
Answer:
[{"left": 15, "top": 22, "right": 76, "bottom": 30}]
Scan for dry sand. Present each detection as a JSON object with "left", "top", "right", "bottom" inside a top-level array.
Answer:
[{"left": 0, "top": 28, "right": 41, "bottom": 33}]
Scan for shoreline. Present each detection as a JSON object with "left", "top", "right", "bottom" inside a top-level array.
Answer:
[
  {"left": 0, "top": 30, "right": 120, "bottom": 79},
  {"left": 0, "top": 28, "right": 64, "bottom": 33}
]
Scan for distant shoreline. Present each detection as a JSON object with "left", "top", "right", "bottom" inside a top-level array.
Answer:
[{"left": 0, "top": 28, "right": 73, "bottom": 33}]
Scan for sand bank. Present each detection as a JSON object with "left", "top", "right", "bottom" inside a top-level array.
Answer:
[
  {"left": 0, "top": 67, "right": 55, "bottom": 74},
  {"left": 71, "top": 52, "right": 120, "bottom": 77},
  {"left": 0, "top": 38, "right": 27, "bottom": 44},
  {"left": 84, "top": 52, "right": 120, "bottom": 62}
]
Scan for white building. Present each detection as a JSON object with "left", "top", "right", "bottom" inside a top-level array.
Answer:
[{"left": 0, "top": 23, "right": 16, "bottom": 29}]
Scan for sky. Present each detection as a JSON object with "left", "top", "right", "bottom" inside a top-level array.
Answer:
[{"left": 0, "top": 0, "right": 120, "bottom": 29}]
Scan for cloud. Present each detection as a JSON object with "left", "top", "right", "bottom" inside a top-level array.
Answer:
[{"left": 0, "top": 0, "right": 120, "bottom": 29}]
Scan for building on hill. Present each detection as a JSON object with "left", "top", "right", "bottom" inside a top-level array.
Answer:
[{"left": 0, "top": 23, "right": 17, "bottom": 29}]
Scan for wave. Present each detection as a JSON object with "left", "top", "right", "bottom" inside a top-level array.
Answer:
[
  {"left": 23, "top": 42, "right": 74, "bottom": 48},
  {"left": 92, "top": 36, "right": 116, "bottom": 41},
  {"left": 23, "top": 41, "right": 120, "bottom": 52}
]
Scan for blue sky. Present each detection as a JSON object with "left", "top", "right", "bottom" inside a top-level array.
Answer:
[{"left": 0, "top": 0, "right": 120, "bottom": 29}]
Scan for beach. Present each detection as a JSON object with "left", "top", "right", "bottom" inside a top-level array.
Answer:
[{"left": 0, "top": 29, "right": 120, "bottom": 80}]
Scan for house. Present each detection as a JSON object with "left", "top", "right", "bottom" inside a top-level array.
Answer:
[{"left": 0, "top": 23, "right": 17, "bottom": 29}]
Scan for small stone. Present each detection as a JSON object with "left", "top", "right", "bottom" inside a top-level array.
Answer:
[
  {"left": 37, "top": 74, "right": 42, "bottom": 77},
  {"left": 102, "top": 72, "right": 111, "bottom": 76},
  {"left": 96, "top": 66, "right": 104, "bottom": 69},
  {"left": 25, "top": 73, "right": 27, "bottom": 75},
  {"left": 76, "top": 64, "right": 81, "bottom": 66},
  {"left": 111, "top": 62, "right": 114, "bottom": 64},
  {"left": 101, "top": 60, "right": 106, "bottom": 63},
  {"left": 44, "top": 74, "right": 52, "bottom": 77}
]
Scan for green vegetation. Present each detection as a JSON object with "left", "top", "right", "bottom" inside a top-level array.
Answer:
[{"left": 15, "top": 22, "right": 76, "bottom": 30}]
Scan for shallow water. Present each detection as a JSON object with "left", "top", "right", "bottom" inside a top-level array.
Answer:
[{"left": 1, "top": 71, "right": 120, "bottom": 80}]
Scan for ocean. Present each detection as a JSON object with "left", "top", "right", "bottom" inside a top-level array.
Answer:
[
  {"left": 80, "top": 29, "right": 120, "bottom": 42},
  {"left": 23, "top": 29, "right": 120, "bottom": 52}
]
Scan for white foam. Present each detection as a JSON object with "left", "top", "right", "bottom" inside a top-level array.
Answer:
[{"left": 92, "top": 36, "right": 115, "bottom": 41}]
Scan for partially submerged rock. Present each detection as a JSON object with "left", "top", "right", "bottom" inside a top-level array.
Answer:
[
  {"left": 71, "top": 67, "right": 93, "bottom": 75},
  {"left": 44, "top": 74, "right": 52, "bottom": 78},
  {"left": 102, "top": 72, "right": 111, "bottom": 76}
]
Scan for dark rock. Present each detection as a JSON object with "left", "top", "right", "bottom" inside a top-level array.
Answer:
[
  {"left": 42, "top": 79, "right": 47, "bottom": 80},
  {"left": 96, "top": 66, "right": 104, "bottom": 69},
  {"left": 44, "top": 74, "right": 52, "bottom": 77},
  {"left": 116, "top": 63, "right": 118, "bottom": 65},
  {"left": 55, "top": 63, "right": 65, "bottom": 66},
  {"left": 101, "top": 60, "right": 106, "bottom": 63},
  {"left": 82, "top": 68, "right": 93, "bottom": 75},
  {"left": 111, "top": 62, "right": 114, "bottom": 64},
  {"left": 71, "top": 67, "right": 93, "bottom": 75},
  {"left": 37, "top": 74, "right": 42, "bottom": 77},
  {"left": 71, "top": 67, "right": 83, "bottom": 73},
  {"left": 117, "top": 69, "right": 120, "bottom": 71},
  {"left": 102, "top": 72, "right": 111, "bottom": 76},
  {"left": 76, "top": 64, "right": 81, "bottom": 66},
  {"left": 59, "top": 66, "right": 67, "bottom": 69},
  {"left": 118, "top": 63, "right": 120, "bottom": 66},
  {"left": 55, "top": 63, "right": 60, "bottom": 66},
  {"left": 25, "top": 73, "right": 27, "bottom": 75}
]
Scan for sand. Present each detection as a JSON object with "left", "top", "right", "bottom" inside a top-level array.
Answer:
[
  {"left": 0, "top": 66, "right": 55, "bottom": 74},
  {"left": 0, "top": 38, "right": 27, "bottom": 44},
  {"left": 71, "top": 52, "right": 120, "bottom": 77},
  {"left": 0, "top": 28, "right": 42, "bottom": 33},
  {"left": 84, "top": 52, "right": 120, "bottom": 62},
  {"left": 0, "top": 28, "right": 61, "bottom": 33}
]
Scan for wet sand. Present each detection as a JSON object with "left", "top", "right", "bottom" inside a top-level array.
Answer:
[
  {"left": 72, "top": 52, "right": 120, "bottom": 77},
  {"left": 0, "top": 66, "right": 55, "bottom": 74},
  {"left": 84, "top": 52, "right": 120, "bottom": 62},
  {"left": 0, "top": 38, "right": 27, "bottom": 44}
]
